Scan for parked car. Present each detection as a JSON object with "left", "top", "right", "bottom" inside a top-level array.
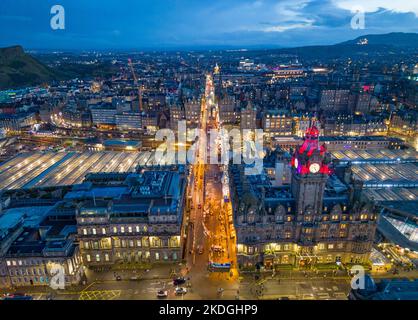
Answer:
[
  {"left": 173, "top": 277, "right": 186, "bottom": 286},
  {"left": 157, "top": 290, "right": 168, "bottom": 298},
  {"left": 175, "top": 287, "right": 187, "bottom": 295}
]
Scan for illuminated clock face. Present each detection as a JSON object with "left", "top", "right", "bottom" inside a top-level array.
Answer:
[
  {"left": 309, "top": 163, "right": 320, "bottom": 173},
  {"left": 294, "top": 158, "right": 299, "bottom": 168}
]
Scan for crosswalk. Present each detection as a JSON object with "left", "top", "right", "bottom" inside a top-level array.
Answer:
[{"left": 79, "top": 290, "right": 121, "bottom": 300}]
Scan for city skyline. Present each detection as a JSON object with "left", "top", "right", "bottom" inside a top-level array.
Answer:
[{"left": 0, "top": 0, "right": 417, "bottom": 305}]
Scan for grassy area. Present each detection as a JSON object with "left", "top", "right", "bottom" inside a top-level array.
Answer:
[{"left": 312, "top": 263, "right": 341, "bottom": 271}]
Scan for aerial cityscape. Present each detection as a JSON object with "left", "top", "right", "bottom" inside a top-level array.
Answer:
[{"left": 0, "top": 0, "right": 417, "bottom": 305}]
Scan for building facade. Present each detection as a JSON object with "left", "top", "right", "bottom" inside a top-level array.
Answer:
[
  {"left": 231, "top": 126, "right": 378, "bottom": 269},
  {"left": 76, "top": 170, "right": 186, "bottom": 267}
]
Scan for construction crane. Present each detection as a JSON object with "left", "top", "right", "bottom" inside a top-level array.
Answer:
[{"left": 128, "top": 58, "right": 143, "bottom": 112}]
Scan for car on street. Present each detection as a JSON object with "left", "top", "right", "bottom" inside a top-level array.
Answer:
[
  {"left": 157, "top": 290, "right": 168, "bottom": 298},
  {"left": 175, "top": 287, "right": 187, "bottom": 295},
  {"left": 173, "top": 277, "right": 186, "bottom": 286}
]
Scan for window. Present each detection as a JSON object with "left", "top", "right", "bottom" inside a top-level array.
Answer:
[
  {"left": 136, "top": 226, "right": 140, "bottom": 233},
  {"left": 121, "top": 226, "right": 125, "bottom": 233},
  {"left": 105, "top": 254, "right": 110, "bottom": 262},
  {"left": 137, "top": 240, "right": 142, "bottom": 247},
  {"left": 83, "top": 241, "right": 89, "bottom": 249},
  {"left": 128, "top": 226, "right": 133, "bottom": 233},
  {"left": 92, "top": 228, "right": 97, "bottom": 235},
  {"left": 86, "top": 255, "right": 91, "bottom": 262},
  {"left": 102, "top": 228, "right": 106, "bottom": 235},
  {"left": 113, "top": 227, "right": 117, "bottom": 233},
  {"left": 95, "top": 254, "right": 101, "bottom": 262},
  {"left": 83, "top": 229, "right": 87, "bottom": 235},
  {"left": 328, "top": 244, "right": 334, "bottom": 249},
  {"left": 155, "top": 252, "right": 160, "bottom": 260},
  {"left": 6, "top": 260, "right": 11, "bottom": 266},
  {"left": 332, "top": 215, "right": 339, "bottom": 220}
]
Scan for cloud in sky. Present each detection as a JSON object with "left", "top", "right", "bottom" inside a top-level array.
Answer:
[
  {"left": 333, "top": 0, "right": 418, "bottom": 16},
  {"left": 0, "top": 0, "right": 417, "bottom": 49}
]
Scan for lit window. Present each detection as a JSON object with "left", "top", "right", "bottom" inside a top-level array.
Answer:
[
  {"left": 136, "top": 226, "right": 140, "bottom": 233},
  {"left": 6, "top": 260, "right": 11, "bottom": 266},
  {"left": 92, "top": 228, "right": 97, "bottom": 235},
  {"left": 113, "top": 227, "right": 117, "bottom": 233},
  {"left": 328, "top": 244, "right": 334, "bottom": 249},
  {"left": 102, "top": 228, "right": 106, "bottom": 235},
  {"left": 128, "top": 226, "right": 132, "bottom": 233},
  {"left": 95, "top": 254, "right": 100, "bottom": 262},
  {"left": 121, "top": 226, "right": 125, "bottom": 233},
  {"left": 86, "top": 255, "right": 91, "bottom": 262},
  {"left": 83, "top": 229, "right": 87, "bottom": 235},
  {"left": 105, "top": 254, "right": 110, "bottom": 262}
]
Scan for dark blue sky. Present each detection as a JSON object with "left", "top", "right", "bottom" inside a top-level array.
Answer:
[{"left": 1, "top": 0, "right": 417, "bottom": 50}]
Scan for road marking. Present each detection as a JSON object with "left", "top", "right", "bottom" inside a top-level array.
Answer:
[
  {"left": 79, "top": 290, "right": 121, "bottom": 301},
  {"left": 316, "top": 292, "right": 330, "bottom": 299},
  {"left": 334, "top": 292, "right": 348, "bottom": 300}
]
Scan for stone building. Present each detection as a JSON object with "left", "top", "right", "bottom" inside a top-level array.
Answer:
[
  {"left": 76, "top": 170, "right": 186, "bottom": 267},
  {"left": 230, "top": 126, "right": 377, "bottom": 269}
]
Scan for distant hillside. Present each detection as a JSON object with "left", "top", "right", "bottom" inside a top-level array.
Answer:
[
  {"left": 341, "top": 32, "right": 418, "bottom": 47},
  {"left": 273, "top": 32, "right": 418, "bottom": 59},
  {"left": 0, "top": 46, "right": 119, "bottom": 90},
  {"left": 0, "top": 45, "right": 58, "bottom": 89}
]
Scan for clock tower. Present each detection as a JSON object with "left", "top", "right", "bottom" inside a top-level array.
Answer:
[{"left": 291, "top": 126, "right": 331, "bottom": 217}]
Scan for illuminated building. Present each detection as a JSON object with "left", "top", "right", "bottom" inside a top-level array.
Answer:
[
  {"left": 231, "top": 126, "right": 378, "bottom": 269},
  {"left": 0, "top": 203, "right": 83, "bottom": 288},
  {"left": 76, "top": 170, "right": 186, "bottom": 266},
  {"left": 90, "top": 104, "right": 117, "bottom": 129},
  {"left": 320, "top": 89, "right": 350, "bottom": 112},
  {"left": 115, "top": 112, "right": 142, "bottom": 131},
  {"left": 240, "top": 101, "right": 257, "bottom": 130},
  {"left": 184, "top": 98, "right": 201, "bottom": 128},
  {"left": 262, "top": 110, "right": 293, "bottom": 138}
]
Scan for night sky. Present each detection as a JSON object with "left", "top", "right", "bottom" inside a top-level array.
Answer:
[{"left": 1, "top": 0, "right": 417, "bottom": 50}]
